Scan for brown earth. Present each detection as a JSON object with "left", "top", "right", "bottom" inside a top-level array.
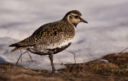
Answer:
[{"left": 0, "top": 52, "right": 128, "bottom": 81}]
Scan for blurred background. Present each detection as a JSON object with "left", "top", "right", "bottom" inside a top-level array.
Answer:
[{"left": 0, "top": 0, "right": 128, "bottom": 70}]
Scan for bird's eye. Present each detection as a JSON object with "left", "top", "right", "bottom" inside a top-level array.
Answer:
[{"left": 74, "top": 16, "right": 79, "bottom": 19}]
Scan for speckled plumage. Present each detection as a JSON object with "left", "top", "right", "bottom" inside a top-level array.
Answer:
[
  {"left": 9, "top": 10, "right": 88, "bottom": 73},
  {"left": 10, "top": 20, "right": 75, "bottom": 54}
]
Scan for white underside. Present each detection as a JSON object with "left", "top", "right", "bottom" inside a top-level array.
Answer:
[
  {"left": 47, "top": 38, "right": 74, "bottom": 49},
  {"left": 27, "top": 38, "right": 74, "bottom": 53}
]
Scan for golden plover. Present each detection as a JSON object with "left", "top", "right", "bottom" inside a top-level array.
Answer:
[{"left": 9, "top": 10, "right": 88, "bottom": 73}]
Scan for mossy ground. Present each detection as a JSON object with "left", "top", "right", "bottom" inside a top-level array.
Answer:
[{"left": 0, "top": 52, "right": 128, "bottom": 81}]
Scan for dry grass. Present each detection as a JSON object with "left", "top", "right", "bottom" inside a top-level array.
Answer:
[{"left": 0, "top": 52, "right": 128, "bottom": 81}]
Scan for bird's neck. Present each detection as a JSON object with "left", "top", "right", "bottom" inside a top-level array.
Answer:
[
  {"left": 62, "top": 18, "right": 77, "bottom": 28},
  {"left": 72, "top": 23, "right": 78, "bottom": 27}
]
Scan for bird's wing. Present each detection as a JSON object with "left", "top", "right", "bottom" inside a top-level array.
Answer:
[{"left": 9, "top": 21, "right": 71, "bottom": 48}]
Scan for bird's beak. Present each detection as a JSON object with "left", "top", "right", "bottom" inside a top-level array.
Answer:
[{"left": 80, "top": 18, "right": 88, "bottom": 23}]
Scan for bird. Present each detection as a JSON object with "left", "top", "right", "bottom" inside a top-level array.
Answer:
[{"left": 9, "top": 10, "right": 88, "bottom": 73}]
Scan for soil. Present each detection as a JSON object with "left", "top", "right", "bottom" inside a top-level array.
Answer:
[{"left": 0, "top": 52, "right": 128, "bottom": 81}]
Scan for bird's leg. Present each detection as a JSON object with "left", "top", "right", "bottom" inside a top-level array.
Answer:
[
  {"left": 26, "top": 51, "right": 33, "bottom": 62},
  {"left": 49, "top": 53, "right": 55, "bottom": 73},
  {"left": 16, "top": 50, "right": 27, "bottom": 65},
  {"left": 20, "top": 50, "right": 23, "bottom": 63},
  {"left": 16, "top": 50, "right": 23, "bottom": 65}
]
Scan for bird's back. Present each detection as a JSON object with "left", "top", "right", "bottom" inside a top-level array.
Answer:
[{"left": 10, "top": 20, "right": 75, "bottom": 53}]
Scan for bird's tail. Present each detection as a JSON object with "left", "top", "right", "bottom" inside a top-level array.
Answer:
[
  {"left": 10, "top": 47, "right": 20, "bottom": 52},
  {"left": 9, "top": 43, "right": 24, "bottom": 52}
]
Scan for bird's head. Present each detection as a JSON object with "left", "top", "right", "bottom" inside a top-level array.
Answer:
[{"left": 63, "top": 10, "right": 88, "bottom": 27}]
